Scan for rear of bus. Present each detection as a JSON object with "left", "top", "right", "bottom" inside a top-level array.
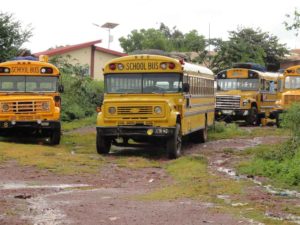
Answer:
[
  {"left": 96, "top": 55, "right": 185, "bottom": 158},
  {"left": 272, "top": 65, "right": 300, "bottom": 126},
  {"left": 0, "top": 56, "right": 62, "bottom": 144}
]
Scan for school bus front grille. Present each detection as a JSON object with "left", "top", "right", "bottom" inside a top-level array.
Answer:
[
  {"left": 284, "top": 95, "right": 300, "bottom": 105},
  {"left": 117, "top": 106, "right": 153, "bottom": 115},
  {"left": 216, "top": 95, "right": 241, "bottom": 109},
  {"left": 1, "top": 101, "right": 49, "bottom": 114}
]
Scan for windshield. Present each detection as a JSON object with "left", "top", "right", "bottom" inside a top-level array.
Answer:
[
  {"left": 0, "top": 76, "right": 58, "bottom": 92},
  {"left": 285, "top": 76, "right": 300, "bottom": 89},
  {"left": 217, "top": 79, "right": 259, "bottom": 91},
  {"left": 105, "top": 73, "right": 182, "bottom": 93}
]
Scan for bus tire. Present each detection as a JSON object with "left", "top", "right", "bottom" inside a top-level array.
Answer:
[
  {"left": 246, "top": 106, "right": 258, "bottom": 126},
  {"left": 167, "top": 123, "right": 182, "bottom": 159},
  {"left": 199, "top": 125, "right": 208, "bottom": 143},
  {"left": 191, "top": 124, "right": 208, "bottom": 143},
  {"left": 49, "top": 129, "right": 61, "bottom": 145},
  {"left": 96, "top": 131, "right": 111, "bottom": 154}
]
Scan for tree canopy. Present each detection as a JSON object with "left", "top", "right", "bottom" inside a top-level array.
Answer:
[
  {"left": 119, "top": 23, "right": 206, "bottom": 53},
  {"left": 0, "top": 12, "right": 32, "bottom": 62},
  {"left": 209, "top": 27, "right": 288, "bottom": 72},
  {"left": 284, "top": 8, "right": 300, "bottom": 37}
]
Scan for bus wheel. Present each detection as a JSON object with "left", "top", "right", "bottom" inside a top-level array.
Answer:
[
  {"left": 246, "top": 106, "right": 258, "bottom": 126},
  {"left": 49, "top": 129, "right": 61, "bottom": 145},
  {"left": 191, "top": 124, "right": 208, "bottom": 143},
  {"left": 96, "top": 131, "right": 111, "bottom": 154},
  {"left": 199, "top": 125, "right": 208, "bottom": 143},
  {"left": 167, "top": 124, "right": 182, "bottom": 159}
]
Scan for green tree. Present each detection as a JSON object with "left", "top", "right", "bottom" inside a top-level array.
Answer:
[
  {"left": 284, "top": 8, "right": 300, "bottom": 37},
  {"left": 119, "top": 28, "right": 169, "bottom": 53},
  {"left": 0, "top": 12, "right": 32, "bottom": 62},
  {"left": 210, "top": 27, "right": 288, "bottom": 72},
  {"left": 119, "top": 23, "right": 206, "bottom": 54}
]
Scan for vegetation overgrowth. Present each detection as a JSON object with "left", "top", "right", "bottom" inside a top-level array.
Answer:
[{"left": 237, "top": 103, "right": 300, "bottom": 189}]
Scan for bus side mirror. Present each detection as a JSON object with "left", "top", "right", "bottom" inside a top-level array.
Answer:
[
  {"left": 58, "top": 85, "right": 64, "bottom": 93},
  {"left": 99, "top": 94, "right": 104, "bottom": 106},
  {"left": 183, "top": 83, "right": 190, "bottom": 93}
]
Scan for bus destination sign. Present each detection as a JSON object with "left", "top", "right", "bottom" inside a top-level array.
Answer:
[
  {"left": 125, "top": 62, "right": 159, "bottom": 70},
  {"left": 11, "top": 66, "right": 40, "bottom": 74}
]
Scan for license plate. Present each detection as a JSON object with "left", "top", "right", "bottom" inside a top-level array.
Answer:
[
  {"left": 19, "top": 116, "right": 34, "bottom": 120},
  {"left": 222, "top": 110, "right": 233, "bottom": 115}
]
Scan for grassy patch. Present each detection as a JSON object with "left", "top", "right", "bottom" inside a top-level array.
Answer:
[
  {"left": 208, "top": 122, "right": 287, "bottom": 141},
  {"left": 237, "top": 143, "right": 300, "bottom": 190},
  {"left": 208, "top": 122, "right": 248, "bottom": 141},
  {"left": 114, "top": 157, "right": 161, "bottom": 169},
  {"left": 140, "top": 155, "right": 295, "bottom": 225},
  {"left": 62, "top": 132, "right": 96, "bottom": 154},
  {"left": 62, "top": 115, "right": 96, "bottom": 132},
  {"left": 0, "top": 132, "right": 103, "bottom": 174},
  {"left": 141, "top": 156, "right": 243, "bottom": 201}
]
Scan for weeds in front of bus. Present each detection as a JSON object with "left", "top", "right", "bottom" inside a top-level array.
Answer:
[
  {"left": 62, "top": 115, "right": 96, "bottom": 132},
  {"left": 208, "top": 122, "right": 247, "bottom": 140},
  {"left": 208, "top": 121, "right": 286, "bottom": 141}
]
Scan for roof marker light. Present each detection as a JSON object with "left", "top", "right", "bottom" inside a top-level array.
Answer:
[
  {"left": 109, "top": 63, "right": 116, "bottom": 70},
  {"left": 169, "top": 62, "right": 175, "bottom": 69},
  {"left": 117, "top": 63, "right": 124, "bottom": 70},
  {"left": 160, "top": 63, "right": 167, "bottom": 70}
]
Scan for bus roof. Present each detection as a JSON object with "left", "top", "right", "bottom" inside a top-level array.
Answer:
[
  {"left": 217, "top": 68, "right": 280, "bottom": 80},
  {"left": 284, "top": 65, "right": 300, "bottom": 75},
  {"left": 183, "top": 62, "right": 214, "bottom": 76}
]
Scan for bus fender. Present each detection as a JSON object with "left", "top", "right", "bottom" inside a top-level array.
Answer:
[{"left": 169, "top": 111, "right": 181, "bottom": 126}]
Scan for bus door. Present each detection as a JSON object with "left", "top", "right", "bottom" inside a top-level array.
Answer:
[{"left": 259, "top": 79, "right": 277, "bottom": 117}]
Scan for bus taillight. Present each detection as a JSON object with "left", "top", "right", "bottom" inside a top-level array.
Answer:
[{"left": 0, "top": 67, "right": 10, "bottom": 73}]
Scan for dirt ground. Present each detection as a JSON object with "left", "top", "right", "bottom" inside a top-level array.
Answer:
[{"left": 0, "top": 127, "right": 299, "bottom": 225}]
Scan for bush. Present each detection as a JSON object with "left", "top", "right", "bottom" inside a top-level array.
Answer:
[
  {"left": 281, "top": 103, "right": 300, "bottom": 144},
  {"left": 50, "top": 56, "right": 104, "bottom": 121},
  {"left": 60, "top": 75, "right": 103, "bottom": 121},
  {"left": 238, "top": 104, "right": 300, "bottom": 188}
]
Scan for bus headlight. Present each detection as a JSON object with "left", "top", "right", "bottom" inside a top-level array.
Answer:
[
  {"left": 42, "top": 102, "right": 50, "bottom": 111},
  {"left": 242, "top": 99, "right": 250, "bottom": 106},
  {"left": 154, "top": 106, "right": 162, "bottom": 114},
  {"left": 2, "top": 103, "right": 9, "bottom": 112},
  {"left": 108, "top": 107, "right": 116, "bottom": 114}
]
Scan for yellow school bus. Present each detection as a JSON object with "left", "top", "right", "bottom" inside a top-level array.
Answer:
[
  {"left": 96, "top": 54, "right": 215, "bottom": 158},
  {"left": 0, "top": 56, "right": 63, "bottom": 144},
  {"left": 271, "top": 65, "right": 300, "bottom": 126},
  {"left": 215, "top": 63, "right": 280, "bottom": 125}
]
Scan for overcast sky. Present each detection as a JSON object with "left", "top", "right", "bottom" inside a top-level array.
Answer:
[{"left": 2, "top": 0, "right": 300, "bottom": 53}]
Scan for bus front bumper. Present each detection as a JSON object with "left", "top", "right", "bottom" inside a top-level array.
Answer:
[
  {"left": 96, "top": 126, "right": 175, "bottom": 137},
  {"left": 0, "top": 121, "right": 60, "bottom": 130},
  {"left": 215, "top": 109, "right": 250, "bottom": 120}
]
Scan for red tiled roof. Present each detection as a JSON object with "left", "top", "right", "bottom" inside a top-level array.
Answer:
[
  {"left": 34, "top": 40, "right": 102, "bottom": 56},
  {"left": 95, "top": 46, "right": 127, "bottom": 56},
  {"left": 291, "top": 49, "right": 300, "bottom": 54}
]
